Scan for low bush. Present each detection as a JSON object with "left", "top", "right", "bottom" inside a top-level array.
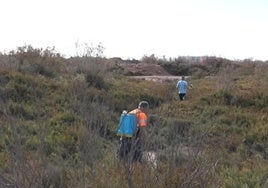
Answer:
[
  {"left": 9, "top": 102, "right": 37, "bottom": 120},
  {"left": 86, "top": 73, "right": 109, "bottom": 90}
]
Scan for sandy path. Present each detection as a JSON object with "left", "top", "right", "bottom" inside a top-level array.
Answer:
[{"left": 129, "top": 75, "right": 189, "bottom": 82}]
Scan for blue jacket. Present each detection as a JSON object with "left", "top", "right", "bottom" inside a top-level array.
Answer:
[{"left": 176, "top": 80, "right": 188, "bottom": 94}]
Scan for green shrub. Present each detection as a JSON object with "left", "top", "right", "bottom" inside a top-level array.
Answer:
[
  {"left": 86, "top": 73, "right": 108, "bottom": 90},
  {"left": 60, "top": 131, "right": 79, "bottom": 160},
  {"left": 79, "top": 129, "right": 105, "bottom": 167},
  {"left": 50, "top": 111, "right": 79, "bottom": 127},
  {"left": 159, "top": 118, "right": 192, "bottom": 146},
  {"left": 5, "top": 73, "right": 43, "bottom": 102},
  {"left": 202, "top": 105, "right": 228, "bottom": 118},
  {"left": 139, "top": 93, "right": 163, "bottom": 108},
  {"left": 234, "top": 113, "right": 253, "bottom": 128},
  {"left": 253, "top": 91, "right": 268, "bottom": 109},
  {"left": 9, "top": 103, "right": 37, "bottom": 120},
  {"left": 221, "top": 165, "right": 268, "bottom": 188},
  {"left": 0, "top": 71, "right": 10, "bottom": 86},
  {"left": 26, "top": 63, "right": 56, "bottom": 78},
  {"left": 25, "top": 136, "right": 40, "bottom": 150},
  {"left": 213, "top": 90, "right": 237, "bottom": 105}
]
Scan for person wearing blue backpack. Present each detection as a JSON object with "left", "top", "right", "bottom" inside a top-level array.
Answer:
[{"left": 117, "top": 101, "right": 149, "bottom": 162}]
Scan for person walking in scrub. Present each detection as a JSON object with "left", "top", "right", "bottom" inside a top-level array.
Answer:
[
  {"left": 118, "top": 101, "right": 149, "bottom": 162},
  {"left": 176, "top": 76, "right": 188, "bottom": 101}
]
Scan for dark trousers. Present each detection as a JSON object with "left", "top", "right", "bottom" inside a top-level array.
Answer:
[
  {"left": 179, "top": 93, "right": 186, "bottom": 101},
  {"left": 118, "top": 137, "right": 142, "bottom": 162}
]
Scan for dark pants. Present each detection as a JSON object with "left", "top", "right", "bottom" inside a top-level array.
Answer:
[
  {"left": 179, "top": 93, "right": 186, "bottom": 101},
  {"left": 118, "top": 131, "right": 142, "bottom": 162}
]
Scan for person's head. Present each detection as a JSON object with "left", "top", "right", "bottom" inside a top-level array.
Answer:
[
  {"left": 138, "top": 101, "right": 149, "bottom": 113},
  {"left": 181, "top": 76, "right": 185, "bottom": 80}
]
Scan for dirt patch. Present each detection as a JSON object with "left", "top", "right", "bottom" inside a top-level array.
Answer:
[
  {"left": 110, "top": 58, "right": 170, "bottom": 76},
  {"left": 123, "top": 63, "right": 170, "bottom": 76},
  {"left": 129, "top": 75, "right": 182, "bottom": 82}
]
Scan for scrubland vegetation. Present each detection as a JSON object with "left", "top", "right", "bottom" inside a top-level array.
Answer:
[{"left": 0, "top": 45, "right": 267, "bottom": 187}]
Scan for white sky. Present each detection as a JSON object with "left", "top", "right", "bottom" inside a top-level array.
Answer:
[{"left": 1, "top": 0, "right": 268, "bottom": 60}]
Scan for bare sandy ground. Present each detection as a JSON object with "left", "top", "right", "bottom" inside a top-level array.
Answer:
[{"left": 129, "top": 75, "right": 189, "bottom": 82}]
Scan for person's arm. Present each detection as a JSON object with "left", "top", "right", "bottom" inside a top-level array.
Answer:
[{"left": 137, "top": 112, "right": 147, "bottom": 147}]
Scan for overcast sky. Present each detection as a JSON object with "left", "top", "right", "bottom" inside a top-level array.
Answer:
[{"left": 1, "top": 0, "right": 268, "bottom": 60}]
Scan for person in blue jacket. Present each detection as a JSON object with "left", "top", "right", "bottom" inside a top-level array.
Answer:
[{"left": 176, "top": 76, "right": 188, "bottom": 101}]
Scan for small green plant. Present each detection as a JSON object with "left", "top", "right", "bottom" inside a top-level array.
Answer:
[{"left": 86, "top": 73, "right": 108, "bottom": 90}]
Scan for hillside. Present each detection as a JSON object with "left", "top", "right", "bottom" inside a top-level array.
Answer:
[{"left": 0, "top": 46, "right": 267, "bottom": 187}]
